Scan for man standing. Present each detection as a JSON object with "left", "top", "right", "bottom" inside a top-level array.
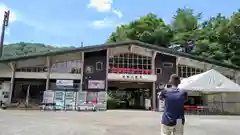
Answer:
[{"left": 159, "top": 74, "right": 188, "bottom": 135}]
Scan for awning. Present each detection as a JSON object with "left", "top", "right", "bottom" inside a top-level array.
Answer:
[{"left": 178, "top": 69, "right": 240, "bottom": 92}]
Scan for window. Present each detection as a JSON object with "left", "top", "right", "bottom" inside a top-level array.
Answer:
[
  {"left": 43, "top": 67, "right": 48, "bottom": 72},
  {"left": 178, "top": 65, "right": 204, "bottom": 78},
  {"left": 85, "top": 65, "right": 94, "bottom": 74},
  {"left": 71, "top": 68, "right": 81, "bottom": 74},
  {"left": 26, "top": 68, "right": 32, "bottom": 72},
  {"left": 15, "top": 66, "right": 48, "bottom": 72},
  {"left": 162, "top": 62, "right": 174, "bottom": 68},
  {"left": 108, "top": 53, "right": 152, "bottom": 74},
  {"left": 156, "top": 68, "right": 162, "bottom": 74},
  {"left": 2, "top": 91, "right": 9, "bottom": 98},
  {"left": 96, "top": 61, "right": 103, "bottom": 71},
  {"left": 50, "top": 60, "right": 82, "bottom": 74}
]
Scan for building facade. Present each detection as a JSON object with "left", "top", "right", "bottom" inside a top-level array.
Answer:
[{"left": 0, "top": 41, "right": 239, "bottom": 110}]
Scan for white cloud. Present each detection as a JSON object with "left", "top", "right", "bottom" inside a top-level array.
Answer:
[
  {"left": 88, "top": 0, "right": 112, "bottom": 12},
  {"left": 0, "top": 3, "right": 17, "bottom": 23},
  {"left": 112, "top": 9, "right": 122, "bottom": 19},
  {"left": 91, "top": 17, "right": 122, "bottom": 29},
  {"left": 88, "top": 0, "right": 123, "bottom": 18}
]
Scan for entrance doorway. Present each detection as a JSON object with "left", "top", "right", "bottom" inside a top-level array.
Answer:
[
  {"left": 12, "top": 79, "right": 46, "bottom": 107},
  {"left": 107, "top": 81, "right": 152, "bottom": 110}
]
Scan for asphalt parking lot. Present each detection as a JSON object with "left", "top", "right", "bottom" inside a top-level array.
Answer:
[{"left": 0, "top": 110, "right": 239, "bottom": 135}]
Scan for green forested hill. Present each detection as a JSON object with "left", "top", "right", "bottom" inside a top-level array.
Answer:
[{"left": 2, "top": 42, "right": 73, "bottom": 59}]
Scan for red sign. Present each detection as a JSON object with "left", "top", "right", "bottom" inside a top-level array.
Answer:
[{"left": 110, "top": 68, "right": 152, "bottom": 74}]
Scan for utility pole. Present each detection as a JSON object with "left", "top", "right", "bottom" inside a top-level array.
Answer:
[
  {"left": 0, "top": 10, "right": 10, "bottom": 58},
  {"left": 81, "top": 42, "right": 83, "bottom": 47}
]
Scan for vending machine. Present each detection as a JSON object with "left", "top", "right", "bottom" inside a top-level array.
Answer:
[
  {"left": 65, "top": 91, "right": 77, "bottom": 110},
  {"left": 54, "top": 91, "right": 65, "bottom": 110}
]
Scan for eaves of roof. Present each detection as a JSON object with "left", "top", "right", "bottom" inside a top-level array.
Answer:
[{"left": 0, "top": 40, "right": 239, "bottom": 71}]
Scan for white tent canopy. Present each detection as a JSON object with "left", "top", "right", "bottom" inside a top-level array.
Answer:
[{"left": 178, "top": 69, "right": 240, "bottom": 92}]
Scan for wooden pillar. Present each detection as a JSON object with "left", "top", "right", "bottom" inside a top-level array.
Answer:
[
  {"left": 80, "top": 52, "right": 84, "bottom": 92},
  {"left": 105, "top": 49, "right": 109, "bottom": 91},
  {"left": 151, "top": 51, "right": 157, "bottom": 110},
  {"left": 233, "top": 70, "right": 237, "bottom": 83},
  {"left": 8, "top": 62, "right": 16, "bottom": 104},
  {"left": 74, "top": 52, "right": 85, "bottom": 110},
  {"left": 105, "top": 49, "right": 109, "bottom": 110},
  {"left": 45, "top": 56, "right": 51, "bottom": 91},
  {"left": 128, "top": 45, "right": 133, "bottom": 52},
  {"left": 176, "top": 57, "right": 181, "bottom": 76},
  {"left": 203, "top": 63, "right": 208, "bottom": 71}
]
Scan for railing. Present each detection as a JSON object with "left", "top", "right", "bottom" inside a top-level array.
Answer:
[{"left": 184, "top": 102, "right": 240, "bottom": 115}]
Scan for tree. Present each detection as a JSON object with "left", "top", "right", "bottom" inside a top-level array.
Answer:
[
  {"left": 195, "top": 13, "right": 230, "bottom": 60},
  {"left": 107, "top": 13, "right": 173, "bottom": 47},
  {"left": 227, "top": 10, "right": 240, "bottom": 66},
  {"left": 107, "top": 7, "right": 240, "bottom": 67},
  {"left": 171, "top": 8, "right": 201, "bottom": 45}
]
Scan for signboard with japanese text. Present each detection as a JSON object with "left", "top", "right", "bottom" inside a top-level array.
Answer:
[
  {"left": 88, "top": 80, "right": 105, "bottom": 89},
  {"left": 56, "top": 80, "right": 74, "bottom": 86},
  {"left": 110, "top": 68, "right": 152, "bottom": 74}
]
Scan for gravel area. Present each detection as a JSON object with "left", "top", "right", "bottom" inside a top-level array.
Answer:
[{"left": 0, "top": 110, "right": 239, "bottom": 135}]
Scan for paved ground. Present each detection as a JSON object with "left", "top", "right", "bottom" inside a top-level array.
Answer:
[{"left": 0, "top": 110, "right": 239, "bottom": 135}]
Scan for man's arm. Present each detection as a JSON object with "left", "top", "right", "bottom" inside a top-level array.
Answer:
[{"left": 159, "top": 89, "right": 166, "bottom": 100}]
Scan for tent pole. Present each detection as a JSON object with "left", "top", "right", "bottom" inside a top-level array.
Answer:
[{"left": 220, "top": 94, "right": 224, "bottom": 113}]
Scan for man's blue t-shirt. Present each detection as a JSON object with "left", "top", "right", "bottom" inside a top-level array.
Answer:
[{"left": 159, "top": 87, "right": 187, "bottom": 126}]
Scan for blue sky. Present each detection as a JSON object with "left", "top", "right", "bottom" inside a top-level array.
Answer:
[{"left": 0, "top": 0, "right": 239, "bottom": 47}]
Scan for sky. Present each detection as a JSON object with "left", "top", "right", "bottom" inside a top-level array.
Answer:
[{"left": 0, "top": 0, "right": 240, "bottom": 47}]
